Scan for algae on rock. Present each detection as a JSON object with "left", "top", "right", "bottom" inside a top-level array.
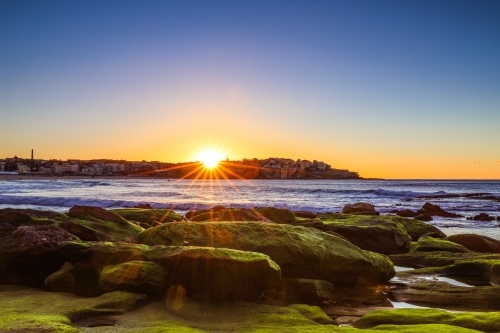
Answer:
[{"left": 138, "top": 221, "right": 395, "bottom": 287}]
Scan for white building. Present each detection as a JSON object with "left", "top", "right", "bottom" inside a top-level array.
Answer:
[
  {"left": 52, "top": 164, "right": 78, "bottom": 173},
  {"left": 16, "top": 164, "right": 29, "bottom": 173}
]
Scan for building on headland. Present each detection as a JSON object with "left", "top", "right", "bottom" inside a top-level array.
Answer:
[{"left": 1, "top": 152, "right": 359, "bottom": 179}]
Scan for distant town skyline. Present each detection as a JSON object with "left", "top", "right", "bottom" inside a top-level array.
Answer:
[{"left": 1, "top": 1, "right": 499, "bottom": 179}]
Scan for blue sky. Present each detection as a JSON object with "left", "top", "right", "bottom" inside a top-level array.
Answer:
[{"left": 1, "top": 0, "right": 499, "bottom": 178}]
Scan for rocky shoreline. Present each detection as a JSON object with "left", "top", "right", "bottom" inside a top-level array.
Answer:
[{"left": 2, "top": 203, "right": 500, "bottom": 332}]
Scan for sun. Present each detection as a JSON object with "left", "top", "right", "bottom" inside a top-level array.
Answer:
[{"left": 197, "top": 149, "right": 225, "bottom": 169}]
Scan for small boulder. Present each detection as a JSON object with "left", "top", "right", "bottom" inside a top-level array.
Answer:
[
  {"left": 59, "top": 221, "right": 112, "bottom": 241},
  {"left": 319, "top": 214, "right": 412, "bottom": 255},
  {"left": 0, "top": 210, "right": 33, "bottom": 226},
  {"left": 467, "top": 213, "right": 496, "bottom": 221},
  {"left": 285, "top": 278, "right": 334, "bottom": 304},
  {"left": 217, "top": 208, "right": 270, "bottom": 222},
  {"left": 45, "top": 261, "right": 101, "bottom": 296},
  {"left": 342, "top": 203, "right": 379, "bottom": 216},
  {"left": 391, "top": 209, "right": 419, "bottom": 218},
  {"left": 420, "top": 202, "right": 462, "bottom": 218},
  {"left": 255, "top": 207, "right": 296, "bottom": 224},
  {"left": 446, "top": 234, "right": 500, "bottom": 253},
  {"left": 413, "top": 235, "right": 470, "bottom": 253},
  {"left": 99, "top": 261, "right": 167, "bottom": 296},
  {"left": 68, "top": 206, "right": 128, "bottom": 225}
]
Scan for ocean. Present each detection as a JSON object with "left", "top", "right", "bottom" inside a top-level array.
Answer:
[{"left": 1, "top": 178, "right": 499, "bottom": 239}]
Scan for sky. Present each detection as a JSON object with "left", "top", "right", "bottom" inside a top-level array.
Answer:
[{"left": 1, "top": 0, "right": 499, "bottom": 179}]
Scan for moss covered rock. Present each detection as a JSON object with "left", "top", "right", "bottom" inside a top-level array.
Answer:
[
  {"left": 318, "top": 213, "right": 412, "bottom": 255},
  {"left": 138, "top": 222, "right": 395, "bottom": 287},
  {"left": 59, "top": 214, "right": 143, "bottom": 243},
  {"left": 0, "top": 225, "right": 80, "bottom": 286},
  {"left": 217, "top": 208, "right": 270, "bottom": 222},
  {"left": 354, "top": 308, "right": 500, "bottom": 332},
  {"left": 396, "top": 216, "right": 445, "bottom": 240},
  {"left": 413, "top": 236, "right": 470, "bottom": 253},
  {"left": 285, "top": 278, "right": 334, "bottom": 304},
  {"left": 255, "top": 207, "right": 297, "bottom": 224},
  {"left": 111, "top": 208, "right": 184, "bottom": 226},
  {"left": 389, "top": 251, "right": 500, "bottom": 269},
  {"left": 154, "top": 246, "right": 281, "bottom": 301},
  {"left": 100, "top": 261, "right": 167, "bottom": 296}
]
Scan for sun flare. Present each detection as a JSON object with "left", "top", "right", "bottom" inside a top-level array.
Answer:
[{"left": 197, "top": 149, "right": 225, "bottom": 169}]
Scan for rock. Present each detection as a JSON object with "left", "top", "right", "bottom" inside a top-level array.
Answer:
[
  {"left": 0, "top": 210, "right": 33, "bottom": 226},
  {"left": 391, "top": 209, "right": 419, "bottom": 218},
  {"left": 285, "top": 278, "right": 334, "bottom": 304},
  {"left": 467, "top": 213, "right": 496, "bottom": 221},
  {"left": 396, "top": 216, "right": 445, "bottom": 240},
  {"left": 0, "top": 222, "right": 16, "bottom": 236},
  {"left": 254, "top": 207, "right": 296, "bottom": 224},
  {"left": 133, "top": 203, "right": 152, "bottom": 209},
  {"left": 189, "top": 211, "right": 218, "bottom": 222},
  {"left": 318, "top": 213, "right": 412, "bottom": 254},
  {"left": 68, "top": 205, "right": 129, "bottom": 225},
  {"left": 185, "top": 206, "right": 224, "bottom": 220},
  {"left": 63, "top": 209, "right": 144, "bottom": 243},
  {"left": 217, "top": 208, "right": 271, "bottom": 222},
  {"left": 342, "top": 202, "right": 379, "bottom": 215},
  {"left": 413, "top": 236, "right": 470, "bottom": 253},
  {"left": 0, "top": 225, "right": 80, "bottom": 286},
  {"left": 99, "top": 261, "right": 167, "bottom": 296},
  {"left": 59, "top": 221, "right": 113, "bottom": 241},
  {"left": 446, "top": 234, "right": 500, "bottom": 253},
  {"left": 111, "top": 208, "right": 184, "bottom": 225},
  {"left": 389, "top": 251, "right": 500, "bottom": 269},
  {"left": 414, "top": 214, "right": 432, "bottom": 222},
  {"left": 138, "top": 222, "right": 395, "bottom": 287},
  {"left": 153, "top": 247, "right": 281, "bottom": 301},
  {"left": 293, "top": 211, "right": 318, "bottom": 219},
  {"left": 420, "top": 202, "right": 462, "bottom": 218},
  {"left": 45, "top": 261, "right": 101, "bottom": 296},
  {"left": 391, "top": 280, "right": 500, "bottom": 310}
]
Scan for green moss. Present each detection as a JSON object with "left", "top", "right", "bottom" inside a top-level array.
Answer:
[
  {"left": 413, "top": 236, "right": 470, "bottom": 253},
  {"left": 139, "top": 222, "right": 395, "bottom": 287},
  {"left": 58, "top": 214, "right": 143, "bottom": 242},
  {"left": 287, "top": 304, "right": 336, "bottom": 325},
  {"left": 354, "top": 308, "right": 500, "bottom": 332},
  {"left": 371, "top": 324, "right": 481, "bottom": 332},
  {"left": 111, "top": 208, "right": 184, "bottom": 224},
  {"left": 318, "top": 214, "right": 412, "bottom": 255},
  {"left": 0, "top": 314, "right": 80, "bottom": 333}
]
